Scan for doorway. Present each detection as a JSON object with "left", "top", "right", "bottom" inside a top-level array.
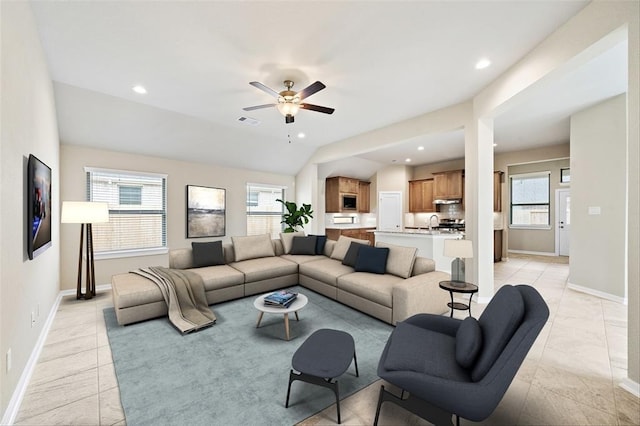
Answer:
[
  {"left": 378, "top": 191, "right": 402, "bottom": 232},
  {"left": 556, "top": 189, "right": 570, "bottom": 256}
]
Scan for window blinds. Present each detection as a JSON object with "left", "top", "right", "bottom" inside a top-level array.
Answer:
[{"left": 86, "top": 168, "right": 167, "bottom": 253}]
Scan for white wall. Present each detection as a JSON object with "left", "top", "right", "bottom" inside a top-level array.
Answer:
[
  {"left": 1, "top": 2, "right": 61, "bottom": 418},
  {"left": 60, "top": 145, "right": 294, "bottom": 290},
  {"left": 570, "top": 94, "right": 627, "bottom": 299}
]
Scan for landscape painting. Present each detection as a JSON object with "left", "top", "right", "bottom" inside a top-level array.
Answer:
[{"left": 186, "top": 185, "right": 225, "bottom": 238}]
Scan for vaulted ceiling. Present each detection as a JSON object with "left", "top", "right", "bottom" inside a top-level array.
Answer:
[{"left": 30, "top": 1, "right": 626, "bottom": 177}]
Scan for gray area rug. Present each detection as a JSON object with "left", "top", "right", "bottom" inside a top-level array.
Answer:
[{"left": 104, "top": 286, "right": 393, "bottom": 426}]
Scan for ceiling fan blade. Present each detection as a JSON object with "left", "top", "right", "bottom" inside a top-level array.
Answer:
[
  {"left": 300, "top": 103, "right": 335, "bottom": 114},
  {"left": 249, "top": 81, "right": 280, "bottom": 98},
  {"left": 297, "top": 81, "right": 326, "bottom": 100},
  {"left": 242, "top": 103, "right": 276, "bottom": 111}
]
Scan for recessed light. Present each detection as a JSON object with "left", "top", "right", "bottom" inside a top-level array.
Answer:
[
  {"left": 297, "top": 132, "right": 305, "bottom": 138},
  {"left": 132, "top": 85, "right": 147, "bottom": 94},
  {"left": 417, "top": 146, "right": 424, "bottom": 151},
  {"left": 405, "top": 158, "right": 411, "bottom": 163},
  {"left": 475, "top": 58, "right": 491, "bottom": 70},
  {"left": 493, "top": 143, "right": 497, "bottom": 147}
]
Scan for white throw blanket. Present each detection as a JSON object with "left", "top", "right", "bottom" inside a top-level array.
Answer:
[{"left": 133, "top": 267, "right": 216, "bottom": 333}]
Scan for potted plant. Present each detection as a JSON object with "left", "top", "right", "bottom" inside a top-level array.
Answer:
[{"left": 276, "top": 199, "right": 314, "bottom": 233}]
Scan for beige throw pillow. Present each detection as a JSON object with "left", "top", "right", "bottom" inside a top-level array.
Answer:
[
  {"left": 375, "top": 241, "right": 417, "bottom": 278},
  {"left": 279, "top": 231, "right": 306, "bottom": 254},
  {"left": 330, "top": 235, "right": 371, "bottom": 261},
  {"left": 232, "top": 234, "right": 275, "bottom": 262}
]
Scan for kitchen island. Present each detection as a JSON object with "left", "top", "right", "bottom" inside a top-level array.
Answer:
[{"left": 374, "top": 230, "right": 463, "bottom": 273}]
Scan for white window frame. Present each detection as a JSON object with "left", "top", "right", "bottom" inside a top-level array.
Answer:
[
  {"left": 509, "top": 171, "right": 552, "bottom": 230},
  {"left": 86, "top": 167, "right": 168, "bottom": 259},
  {"left": 246, "top": 183, "right": 286, "bottom": 238}
]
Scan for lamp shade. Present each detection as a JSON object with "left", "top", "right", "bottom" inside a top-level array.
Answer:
[
  {"left": 61, "top": 201, "right": 109, "bottom": 224},
  {"left": 443, "top": 238, "right": 473, "bottom": 259}
]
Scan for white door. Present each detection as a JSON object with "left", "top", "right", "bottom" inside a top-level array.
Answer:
[
  {"left": 557, "top": 189, "right": 570, "bottom": 256},
  {"left": 378, "top": 191, "right": 402, "bottom": 232}
]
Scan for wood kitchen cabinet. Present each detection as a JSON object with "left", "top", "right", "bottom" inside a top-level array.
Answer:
[
  {"left": 325, "top": 177, "right": 370, "bottom": 213},
  {"left": 326, "top": 228, "right": 375, "bottom": 245},
  {"left": 358, "top": 181, "right": 370, "bottom": 213},
  {"left": 494, "top": 229, "right": 503, "bottom": 262},
  {"left": 433, "top": 170, "right": 463, "bottom": 200},
  {"left": 409, "top": 179, "right": 435, "bottom": 212},
  {"left": 494, "top": 171, "right": 504, "bottom": 212}
]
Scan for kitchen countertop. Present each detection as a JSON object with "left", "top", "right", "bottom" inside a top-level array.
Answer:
[
  {"left": 374, "top": 229, "right": 464, "bottom": 237},
  {"left": 325, "top": 225, "right": 376, "bottom": 229}
]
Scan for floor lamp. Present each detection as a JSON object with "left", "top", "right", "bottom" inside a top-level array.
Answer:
[
  {"left": 61, "top": 201, "right": 109, "bottom": 300},
  {"left": 443, "top": 238, "right": 474, "bottom": 286}
]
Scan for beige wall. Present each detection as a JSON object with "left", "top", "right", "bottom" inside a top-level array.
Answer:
[
  {"left": 569, "top": 94, "right": 626, "bottom": 299},
  {"left": 1, "top": 2, "right": 61, "bottom": 418},
  {"left": 507, "top": 159, "right": 570, "bottom": 254},
  {"left": 60, "top": 145, "right": 294, "bottom": 289}
]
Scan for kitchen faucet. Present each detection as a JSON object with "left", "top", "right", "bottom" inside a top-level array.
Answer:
[{"left": 428, "top": 214, "right": 439, "bottom": 231}]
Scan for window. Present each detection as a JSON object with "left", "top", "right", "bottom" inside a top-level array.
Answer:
[
  {"left": 510, "top": 172, "right": 550, "bottom": 227},
  {"left": 246, "top": 184, "right": 285, "bottom": 238},
  {"left": 86, "top": 167, "right": 167, "bottom": 256}
]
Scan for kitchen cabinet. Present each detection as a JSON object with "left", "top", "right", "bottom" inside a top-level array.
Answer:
[
  {"left": 358, "top": 181, "right": 370, "bottom": 213},
  {"left": 433, "top": 170, "right": 463, "bottom": 200},
  {"left": 325, "top": 176, "right": 370, "bottom": 213},
  {"left": 494, "top": 171, "right": 504, "bottom": 212},
  {"left": 326, "top": 228, "right": 375, "bottom": 245},
  {"left": 409, "top": 179, "right": 435, "bottom": 212},
  {"left": 494, "top": 229, "right": 503, "bottom": 262}
]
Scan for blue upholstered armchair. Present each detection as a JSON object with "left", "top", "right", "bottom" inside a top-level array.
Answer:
[{"left": 374, "top": 284, "right": 549, "bottom": 426}]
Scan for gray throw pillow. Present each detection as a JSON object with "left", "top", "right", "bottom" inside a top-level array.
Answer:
[
  {"left": 354, "top": 245, "right": 389, "bottom": 274},
  {"left": 290, "top": 236, "right": 318, "bottom": 255},
  {"left": 455, "top": 316, "right": 483, "bottom": 369},
  {"left": 191, "top": 241, "right": 225, "bottom": 267},
  {"left": 342, "top": 242, "right": 367, "bottom": 267}
]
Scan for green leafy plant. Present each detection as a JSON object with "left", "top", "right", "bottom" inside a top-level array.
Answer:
[{"left": 276, "top": 199, "right": 314, "bottom": 233}]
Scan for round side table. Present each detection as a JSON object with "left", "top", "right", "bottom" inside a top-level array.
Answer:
[{"left": 438, "top": 281, "right": 478, "bottom": 318}]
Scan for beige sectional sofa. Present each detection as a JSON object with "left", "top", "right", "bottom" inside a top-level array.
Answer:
[{"left": 111, "top": 233, "right": 451, "bottom": 326}]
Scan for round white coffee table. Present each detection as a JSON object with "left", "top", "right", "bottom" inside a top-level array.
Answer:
[{"left": 253, "top": 292, "right": 308, "bottom": 341}]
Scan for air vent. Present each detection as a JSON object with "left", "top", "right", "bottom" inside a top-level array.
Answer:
[{"left": 237, "top": 116, "right": 260, "bottom": 126}]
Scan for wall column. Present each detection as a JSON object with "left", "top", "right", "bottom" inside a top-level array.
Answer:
[{"left": 465, "top": 117, "right": 495, "bottom": 302}]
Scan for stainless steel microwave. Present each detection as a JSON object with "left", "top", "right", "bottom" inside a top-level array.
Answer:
[{"left": 341, "top": 194, "right": 357, "bottom": 210}]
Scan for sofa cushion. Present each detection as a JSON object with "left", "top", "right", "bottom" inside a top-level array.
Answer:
[
  {"left": 337, "top": 272, "right": 402, "bottom": 308},
  {"left": 290, "top": 236, "right": 317, "bottom": 255},
  {"left": 232, "top": 234, "right": 275, "bottom": 261},
  {"left": 342, "top": 242, "right": 367, "bottom": 267},
  {"left": 375, "top": 241, "right": 417, "bottom": 278},
  {"left": 331, "top": 235, "right": 370, "bottom": 262},
  {"left": 191, "top": 241, "right": 225, "bottom": 267},
  {"left": 280, "top": 254, "right": 324, "bottom": 265},
  {"left": 279, "top": 231, "right": 305, "bottom": 254},
  {"left": 230, "top": 256, "right": 298, "bottom": 282},
  {"left": 186, "top": 265, "right": 244, "bottom": 291},
  {"left": 456, "top": 317, "right": 483, "bottom": 369},
  {"left": 112, "top": 273, "right": 163, "bottom": 309},
  {"left": 471, "top": 285, "right": 525, "bottom": 382},
  {"left": 383, "top": 321, "right": 470, "bottom": 382},
  {"left": 355, "top": 245, "right": 389, "bottom": 274},
  {"left": 311, "top": 235, "right": 327, "bottom": 255},
  {"left": 299, "top": 257, "right": 354, "bottom": 286}
]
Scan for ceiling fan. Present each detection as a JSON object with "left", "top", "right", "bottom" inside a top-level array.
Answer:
[{"left": 243, "top": 80, "right": 335, "bottom": 124}]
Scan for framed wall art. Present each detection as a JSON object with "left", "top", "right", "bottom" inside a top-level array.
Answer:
[{"left": 186, "top": 185, "right": 226, "bottom": 238}]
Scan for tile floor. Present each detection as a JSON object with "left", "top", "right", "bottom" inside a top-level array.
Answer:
[{"left": 13, "top": 254, "right": 640, "bottom": 425}]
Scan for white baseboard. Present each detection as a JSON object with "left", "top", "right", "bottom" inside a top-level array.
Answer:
[
  {"left": 1, "top": 293, "right": 63, "bottom": 426},
  {"left": 508, "top": 249, "right": 558, "bottom": 257},
  {"left": 567, "top": 282, "right": 627, "bottom": 305},
  {"left": 619, "top": 378, "right": 640, "bottom": 397},
  {"left": 1, "top": 283, "right": 112, "bottom": 425}
]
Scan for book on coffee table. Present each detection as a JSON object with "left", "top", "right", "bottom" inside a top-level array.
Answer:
[{"left": 264, "top": 290, "right": 298, "bottom": 308}]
